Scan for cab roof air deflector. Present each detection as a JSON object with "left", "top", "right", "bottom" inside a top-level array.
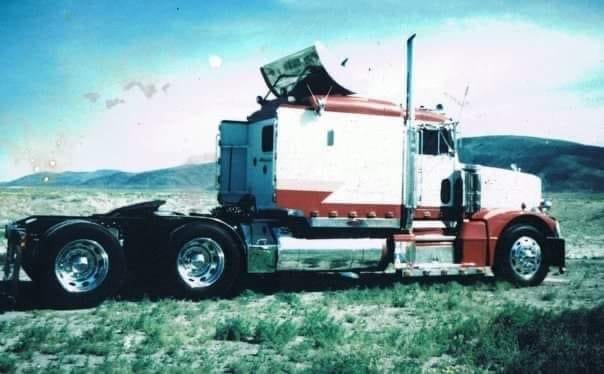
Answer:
[{"left": 260, "top": 44, "right": 355, "bottom": 100}]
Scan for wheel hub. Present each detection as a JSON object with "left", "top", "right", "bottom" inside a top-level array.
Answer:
[
  {"left": 71, "top": 256, "right": 90, "bottom": 274},
  {"left": 510, "top": 236, "right": 542, "bottom": 280},
  {"left": 177, "top": 237, "right": 225, "bottom": 289},
  {"left": 54, "top": 239, "right": 110, "bottom": 293}
]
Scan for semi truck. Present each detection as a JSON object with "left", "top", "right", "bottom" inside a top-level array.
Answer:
[{"left": 2, "top": 36, "right": 565, "bottom": 308}]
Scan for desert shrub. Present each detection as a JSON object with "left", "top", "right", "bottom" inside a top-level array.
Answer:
[
  {"left": 9, "top": 323, "right": 54, "bottom": 353},
  {"left": 300, "top": 308, "right": 344, "bottom": 348},
  {"left": 237, "top": 289, "right": 258, "bottom": 303},
  {"left": 214, "top": 317, "right": 253, "bottom": 342},
  {"left": 254, "top": 318, "right": 298, "bottom": 348},
  {"left": 228, "top": 351, "right": 296, "bottom": 373},
  {"left": 310, "top": 349, "right": 380, "bottom": 374},
  {"left": 391, "top": 286, "right": 412, "bottom": 308},
  {"left": 0, "top": 354, "right": 16, "bottom": 373},
  {"left": 451, "top": 303, "right": 604, "bottom": 373},
  {"left": 274, "top": 292, "right": 301, "bottom": 306},
  {"left": 74, "top": 325, "right": 115, "bottom": 355}
]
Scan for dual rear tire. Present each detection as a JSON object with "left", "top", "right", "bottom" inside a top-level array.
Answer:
[
  {"left": 169, "top": 223, "right": 243, "bottom": 299},
  {"left": 39, "top": 221, "right": 126, "bottom": 309},
  {"left": 33, "top": 221, "right": 242, "bottom": 308}
]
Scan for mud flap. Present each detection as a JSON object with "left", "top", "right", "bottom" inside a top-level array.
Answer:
[
  {"left": 1, "top": 225, "right": 22, "bottom": 311},
  {"left": 546, "top": 237, "right": 565, "bottom": 269}
]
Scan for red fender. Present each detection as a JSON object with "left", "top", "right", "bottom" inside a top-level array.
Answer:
[{"left": 469, "top": 209, "right": 557, "bottom": 266}]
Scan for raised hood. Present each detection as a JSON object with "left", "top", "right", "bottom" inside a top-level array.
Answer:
[{"left": 260, "top": 44, "right": 355, "bottom": 99}]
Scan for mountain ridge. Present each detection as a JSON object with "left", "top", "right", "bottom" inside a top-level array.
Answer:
[
  {"left": 1, "top": 136, "right": 602, "bottom": 191},
  {"left": 1, "top": 163, "right": 216, "bottom": 189}
]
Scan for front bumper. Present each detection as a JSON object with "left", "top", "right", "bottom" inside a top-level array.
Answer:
[
  {"left": 1, "top": 223, "right": 24, "bottom": 308},
  {"left": 546, "top": 236, "right": 565, "bottom": 269}
]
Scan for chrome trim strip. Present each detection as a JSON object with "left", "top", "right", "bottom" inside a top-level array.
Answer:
[
  {"left": 310, "top": 217, "right": 400, "bottom": 228},
  {"left": 413, "top": 220, "right": 446, "bottom": 229},
  {"left": 415, "top": 235, "right": 456, "bottom": 242}
]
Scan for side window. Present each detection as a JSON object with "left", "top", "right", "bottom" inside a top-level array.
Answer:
[
  {"left": 261, "top": 125, "right": 274, "bottom": 152},
  {"left": 419, "top": 128, "right": 454, "bottom": 155},
  {"left": 421, "top": 129, "right": 439, "bottom": 155},
  {"left": 327, "top": 129, "right": 335, "bottom": 146}
]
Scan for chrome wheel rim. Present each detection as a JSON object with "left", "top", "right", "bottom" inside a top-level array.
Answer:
[
  {"left": 177, "top": 237, "right": 225, "bottom": 288},
  {"left": 54, "top": 239, "right": 110, "bottom": 293},
  {"left": 510, "top": 236, "right": 542, "bottom": 280}
]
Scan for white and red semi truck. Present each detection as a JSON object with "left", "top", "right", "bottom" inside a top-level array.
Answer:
[{"left": 3, "top": 36, "right": 564, "bottom": 308}]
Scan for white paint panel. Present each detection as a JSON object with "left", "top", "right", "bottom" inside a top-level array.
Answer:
[
  {"left": 416, "top": 154, "right": 456, "bottom": 207},
  {"left": 477, "top": 166, "right": 542, "bottom": 209},
  {"left": 276, "top": 107, "right": 404, "bottom": 205}
]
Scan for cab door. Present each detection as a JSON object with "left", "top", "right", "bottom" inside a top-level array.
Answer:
[
  {"left": 416, "top": 126, "right": 457, "bottom": 213},
  {"left": 247, "top": 119, "right": 275, "bottom": 208}
]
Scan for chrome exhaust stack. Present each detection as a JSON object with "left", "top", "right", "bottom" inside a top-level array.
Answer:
[{"left": 402, "top": 34, "right": 417, "bottom": 230}]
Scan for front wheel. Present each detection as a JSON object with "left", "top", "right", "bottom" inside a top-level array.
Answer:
[
  {"left": 169, "top": 223, "right": 243, "bottom": 298},
  {"left": 495, "top": 224, "right": 549, "bottom": 286}
]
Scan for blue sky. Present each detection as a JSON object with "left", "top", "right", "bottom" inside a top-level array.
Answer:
[{"left": 0, "top": 0, "right": 602, "bottom": 180}]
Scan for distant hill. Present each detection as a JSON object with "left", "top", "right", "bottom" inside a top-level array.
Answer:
[
  {"left": 1, "top": 163, "right": 216, "bottom": 189},
  {"left": 1, "top": 136, "right": 602, "bottom": 191},
  {"left": 459, "top": 136, "right": 603, "bottom": 192}
]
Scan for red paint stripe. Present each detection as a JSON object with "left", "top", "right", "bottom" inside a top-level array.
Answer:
[
  {"left": 413, "top": 227, "right": 446, "bottom": 236},
  {"left": 282, "top": 96, "right": 448, "bottom": 122},
  {"left": 275, "top": 189, "right": 402, "bottom": 218}
]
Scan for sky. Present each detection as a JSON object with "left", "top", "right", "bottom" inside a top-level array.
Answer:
[{"left": 0, "top": 0, "right": 602, "bottom": 181}]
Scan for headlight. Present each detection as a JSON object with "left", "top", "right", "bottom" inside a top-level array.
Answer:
[
  {"left": 555, "top": 220, "right": 562, "bottom": 237},
  {"left": 539, "top": 199, "right": 553, "bottom": 212}
]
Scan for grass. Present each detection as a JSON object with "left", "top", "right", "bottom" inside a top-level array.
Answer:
[
  {"left": 0, "top": 189, "right": 603, "bottom": 372},
  {"left": 548, "top": 192, "right": 604, "bottom": 258},
  {"left": 1, "top": 271, "right": 602, "bottom": 373}
]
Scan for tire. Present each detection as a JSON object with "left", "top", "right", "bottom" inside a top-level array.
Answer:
[
  {"left": 39, "top": 221, "right": 126, "bottom": 308},
  {"left": 169, "top": 222, "right": 243, "bottom": 298},
  {"left": 495, "top": 224, "right": 549, "bottom": 287}
]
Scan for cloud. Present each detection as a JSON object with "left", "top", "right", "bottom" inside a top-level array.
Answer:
[
  {"left": 3, "top": 17, "right": 602, "bottom": 181},
  {"left": 83, "top": 92, "right": 100, "bottom": 103},
  {"left": 124, "top": 81, "right": 157, "bottom": 98},
  {"left": 321, "top": 18, "right": 603, "bottom": 144},
  {"left": 57, "top": 64, "right": 264, "bottom": 175},
  {"left": 105, "top": 98, "right": 125, "bottom": 109}
]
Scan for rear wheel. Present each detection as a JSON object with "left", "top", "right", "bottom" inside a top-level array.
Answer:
[
  {"left": 495, "top": 224, "right": 548, "bottom": 286},
  {"left": 169, "top": 223, "right": 243, "bottom": 298},
  {"left": 39, "top": 221, "right": 126, "bottom": 308}
]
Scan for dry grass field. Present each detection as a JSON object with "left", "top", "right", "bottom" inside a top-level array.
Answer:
[{"left": 0, "top": 188, "right": 602, "bottom": 373}]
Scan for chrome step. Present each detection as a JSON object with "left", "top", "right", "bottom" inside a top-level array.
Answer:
[{"left": 398, "top": 263, "right": 492, "bottom": 277}]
